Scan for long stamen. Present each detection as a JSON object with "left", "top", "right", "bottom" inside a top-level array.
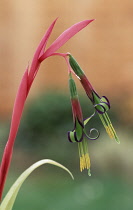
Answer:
[
  {"left": 78, "top": 139, "right": 91, "bottom": 175},
  {"left": 105, "top": 113, "right": 120, "bottom": 142},
  {"left": 98, "top": 113, "right": 120, "bottom": 144},
  {"left": 78, "top": 142, "right": 84, "bottom": 171}
]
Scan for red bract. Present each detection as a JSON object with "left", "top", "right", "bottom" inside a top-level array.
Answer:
[{"left": 0, "top": 18, "right": 94, "bottom": 200}]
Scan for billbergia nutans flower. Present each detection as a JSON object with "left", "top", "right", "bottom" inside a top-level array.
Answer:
[
  {"left": 0, "top": 18, "right": 94, "bottom": 200},
  {"left": 68, "top": 73, "right": 99, "bottom": 175},
  {"left": 68, "top": 54, "right": 120, "bottom": 144}
]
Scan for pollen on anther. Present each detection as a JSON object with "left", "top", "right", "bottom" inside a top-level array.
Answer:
[
  {"left": 105, "top": 126, "right": 114, "bottom": 139},
  {"left": 85, "top": 153, "right": 90, "bottom": 169},
  {"left": 80, "top": 154, "right": 90, "bottom": 172}
]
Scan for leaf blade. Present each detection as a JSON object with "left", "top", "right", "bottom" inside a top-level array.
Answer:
[{"left": 0, "top": 159, "right": 73, "bottom": 210}]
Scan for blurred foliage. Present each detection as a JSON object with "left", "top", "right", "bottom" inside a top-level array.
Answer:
[
  {"left": 18, "top": 92, "right": 72, "bottom": 146},
  {"left": 16, "top": 91, "right": 106, "bottom": 151},
  {"left": 1, "top": 92, "right": 132, "bottom": 178},
  {"left": 4, "top": 174, "right": 133, "bottom": 210},
  {"left": 13, "top": 92, "right": 120, "bottom": 165},
  {"left": 17, "top": 91, "right": 120, "bottom": 147}
]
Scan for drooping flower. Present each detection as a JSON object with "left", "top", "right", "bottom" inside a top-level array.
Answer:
[
  {"left": 68, "top": 73, "right": 84, "bottom": 142},
  {"left": 0, "top": 19, "right": 94, "bottom": 200},
  {"left": 68, "top": 73, "right": 99, "bottom": 175},
  {"left": 68, "top": 54, "right": 120, "bottom": 144}
]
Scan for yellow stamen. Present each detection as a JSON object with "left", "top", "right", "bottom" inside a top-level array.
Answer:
[
  {"left": 85, "top": 153, "right": 91, "bottom": 169},
  {"left": 80, "top": 156, "right": 84, "bottom": 172},
  {"left": 80, "top": 153, "right": 90, "bottom": 172},
  {"left": 105, "top": 125, "right": 114, "bottom": 139},
  {"left": 99, "top": 113, "right": 120, "bottom": 143}
]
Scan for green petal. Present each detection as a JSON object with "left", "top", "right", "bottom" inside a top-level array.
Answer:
[
  {"left": 68, "top": 130, "right": 76, "bottom": 142},
  {"left": 83, "top": 112, "right": 99, "bottom": 140},
  {"left": 93, "top": 93, "right": 110, "bottom": 113},
  {"left": 68, "top": 119, "right": 83, "bottom": 142},
  {"left": 84, "top": 112, "right": 95, "bottom": 126},
  {"left": 0, "top": 159, "right": 74, "bottom": 210},
  {"left": 75, "top": 118, "right": 83, "bottom": 141},
  {"left": 100, "top": 96, "right": 110, "bottom": 111}
]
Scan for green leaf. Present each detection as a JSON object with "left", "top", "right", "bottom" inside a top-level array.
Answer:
[{"left": 0, "top": 159, "right": 74, "bottom": 210}]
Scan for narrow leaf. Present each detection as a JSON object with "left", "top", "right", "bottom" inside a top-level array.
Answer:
[{"left": 0, "top": 159, "right": 74, "bottom": 210}]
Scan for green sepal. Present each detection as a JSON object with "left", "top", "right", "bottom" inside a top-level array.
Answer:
[
  {"left": 69, "top": 74, "right": 78, "bottom": 99},
  {"left": 69, "top": 54, "right": 84, "bottom": 77},
  {"left": 84, "top": 112, "right": 95, "bottom": 126},
  {"left": 75, "top": 118, "right": 83, "bottom": 141}
]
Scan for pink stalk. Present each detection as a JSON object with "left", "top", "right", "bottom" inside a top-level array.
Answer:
[
  {"left": 0, "top": 19, "right": 58, "bottom": 200},
  {"left": 0, "top": 68, "right": 28, "bottom": 199},
  {"left": 0, "top": 18, "right": 94, "bottom": 200}
]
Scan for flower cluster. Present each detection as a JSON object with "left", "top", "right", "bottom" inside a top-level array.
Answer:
[
  {"left": 68, "top": 54, "right": 119, "bottom": 143},
  {"left": 66, "top": 54, "right": 119, "bottom": 175},
  {"left": 68, "top": 73, "right": 99, "bottom": 175}
]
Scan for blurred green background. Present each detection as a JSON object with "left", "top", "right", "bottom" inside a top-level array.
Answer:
[{"left": 1, "top": 92, "right": 133, "bottom": 210}]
